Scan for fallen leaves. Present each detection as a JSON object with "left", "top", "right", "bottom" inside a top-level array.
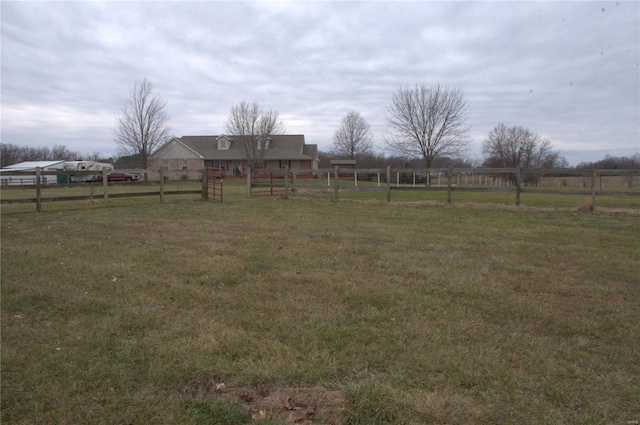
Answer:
[
  {"left": 286, "top": 409, "right": 306, "bottom": 423},
  {"left": 251, "top": 410, "right": 267, "bottom": 421},
  {"left": 184, "top": 373, "right": 343, "bottom": 423},
  {"left": 183, "top": 372, "right": 228, "bottom": 397},
  {"left": 282, "top": 395, "right": 295, "bottom": 410},
  {"left": 306, "top": 404, "right": 316, "bottom": 417},
  {"left": 240, "top": 391, "right": 254, "bottom": 403},
  {"left": 281, "top": 395, "right": 316, "bottom": 423}
]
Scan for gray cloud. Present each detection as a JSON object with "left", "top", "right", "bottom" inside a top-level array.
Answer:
[{"left": 2, "top": 1, "right": 638, "bottom": 165}]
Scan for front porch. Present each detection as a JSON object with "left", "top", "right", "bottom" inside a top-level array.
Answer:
[{"left": 205, "top": 160, "right": 245, "bottom": 176}]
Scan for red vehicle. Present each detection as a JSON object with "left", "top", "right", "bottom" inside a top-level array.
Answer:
[{"left": 96, "top": 172, "right": 138, "bottom": 182}]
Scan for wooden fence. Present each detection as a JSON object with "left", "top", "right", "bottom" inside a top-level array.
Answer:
[
  {"left": 247, "top": 166, "right": 639, "bottom": 208},
  {"left": 2, "top": 166, "right": 638, "bottom": 212},
  {"left": 0, "top": 168, "right": 205, "bottom": 212}
]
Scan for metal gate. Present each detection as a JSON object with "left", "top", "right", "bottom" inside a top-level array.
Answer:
[
  {"left": 206, "top": 168, "right": 224, "bottom": 202},
  {"left": 249, "top": 170, "right": 294, "bottom": 198}
]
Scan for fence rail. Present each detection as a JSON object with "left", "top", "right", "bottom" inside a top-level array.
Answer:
[
  {"left": 1, "top": 166, "right": 638, "bottom": 212},
  {"left": 247, "top": 166, "right": 639, "bottom": 208},
  {"left": 0, "top": 167, "right": 207, "bottom": 212}
]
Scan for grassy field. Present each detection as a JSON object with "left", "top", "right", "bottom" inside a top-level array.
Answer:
[{"left": 1, "top": 191, "right": 639, "bottom": 424}]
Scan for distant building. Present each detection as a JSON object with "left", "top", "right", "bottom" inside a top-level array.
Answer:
[
  {"left": 0, "top": 161, "right": 65, "bottom": 185},
  {"left": 0, "top": 161, "right": 115, "bottom": 185},
  {"left": 330, "top": 159, "right": 357, "bottom": 177},
  {"left": 330, "top": 159, "right": 357, "bottom": 168},
  {"left": 149, "top": 135, "right": 318, "bottom": 176}
]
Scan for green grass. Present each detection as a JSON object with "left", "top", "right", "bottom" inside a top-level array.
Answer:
[
  {"left": 2, "top": 195, "right": 639, "bottom": 424},
  {"left": 186, "top": 399, "right": 253, "bottom": 424}
]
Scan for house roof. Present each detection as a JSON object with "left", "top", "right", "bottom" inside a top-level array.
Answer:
[
  {"left": 163, "top": 135, "right": 317, "bottom": 161},
  {"left": 302, "top": 144, "right": 318, "bottom": 159},
  {"left": 330, "top": 159, "right": 357, "bottom": 166},
  {"left": 1, "top": 161, "right": 65, "bottom": 172}
]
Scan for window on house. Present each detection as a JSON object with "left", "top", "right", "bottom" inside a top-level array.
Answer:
[
  {"left": 182, "top": 160, "right": 188, "bottom": 170},
  {"left": 163, "top": 160, "right": 169, "bottom": 171},
  {"left": 258, "top": 138, "right": 270, "bottom": 150},
  {"left": 219, "top": 139, "right": 226, "bottom": 149}
]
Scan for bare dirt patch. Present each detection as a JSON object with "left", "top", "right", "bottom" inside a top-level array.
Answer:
[{"left": 184, "top": 372, "right": 346, "bottom": 424}]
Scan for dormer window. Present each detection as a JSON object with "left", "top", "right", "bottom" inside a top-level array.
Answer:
[
  {"left": 217, "top": 136, "right": 231, "bottom": 150},
  {"left": 258, "top": 137, "right": 271, "bottom": 150}
]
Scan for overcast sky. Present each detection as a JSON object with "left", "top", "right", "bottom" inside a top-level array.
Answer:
[{"left": 2, "top": 1, "right": 639, "bottom": 166}]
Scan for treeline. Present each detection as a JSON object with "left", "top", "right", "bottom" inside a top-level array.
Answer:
[
  {"left": 0, "top": 143, "right": 142, "bottom": 169},
  {"left": 575, "top": 154, "right": 640, "bottom": 170},
  {"left": 0, "top": 143, "right": 117, "bottom": 168},
  {"left": 319, "top": 150, "right": 639, "bottom": 170},
  {"left": 3, "top": 142, "right": 638, "bottom": 171},
  {"left": 1, "top": 143, "right": 82, "bottom": 168},
  {"left": 317, "top": 151, "right": 475, "bottom": 169}
]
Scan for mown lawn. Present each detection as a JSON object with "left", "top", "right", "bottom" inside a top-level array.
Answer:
[{"left": 1, "top": 195, "right": 639, "bottom": 424}]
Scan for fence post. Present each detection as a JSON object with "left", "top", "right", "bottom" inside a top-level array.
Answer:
[
  {"left": 591, "top": 169, "right": 597, "bottom": 211},
  {"left": 447, "top": 165, "right": 452, "bottom": 204},
  {"left": 333, "top": 166, "right": 339, "bottom": 201},
  {"left": 102, "top": 168, "right": 108, "bottom": 206},
  {"left": 386, "top": 165, "right": 391, "bottom": 202},
  {"left": 35, "top": 167, "right": 42, "bottom": 212},
  {"left": 516, "top": 165, "right": 521, "bottom": 206},
  {"left": 247, "top": 168, "right": 252, "bottom": 197},
  {"left": 160, "top": 167, "right": 165, "bottom": 203},
  {"left": 284, "top": 166, "right": 289, "bottom": 199},
  {"left": 202, "top": 167, "right": 207, "bottom": 200}
]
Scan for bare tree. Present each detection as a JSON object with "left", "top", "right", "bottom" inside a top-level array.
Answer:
[
  {"left": 113, "top": 78, "right": 169, "bottom": 169},
  {"left": 51, "top": 145, "right": 82, "bottom": 161},
  {"left": 1, "top": 143, "right": 20, "bottom": 167},
  {"left": 0, "top": 143, "right": 82, "bottom": 167},
  {"left": 332, "top": 111, "right": 373, "bottom": 159},
  {"left": 224, "top": 101, "right": 285, "bottom": 170},
  {"left": 384, "top": 83, "right": 470, "bottom": 171},
  {"left": 482, "top": 123, "right": 566, "bottom": 168},
  {"left": 84, "top": 151, "right": 111, "bottom": 162}
]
